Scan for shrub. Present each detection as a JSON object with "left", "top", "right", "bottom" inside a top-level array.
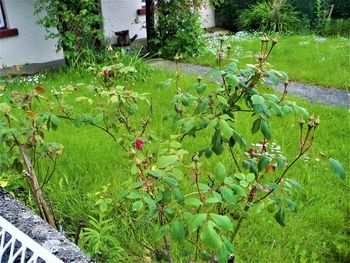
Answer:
[
  {"left": 34, "top": 0, "right": 104, "bottom": 64},
  {"left": 154, "top": 0, "right": 205, "bottom": 59},
  {"left": 237, "top": 0, "right": 301, "bottom": 33}
]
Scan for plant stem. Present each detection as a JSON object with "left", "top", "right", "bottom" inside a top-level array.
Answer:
[
  {"left": 157, "top": 204, "right": 174, "bottom": 263},
  {"left": 229, "top": 146, "right": 242, "bottom": 173}
]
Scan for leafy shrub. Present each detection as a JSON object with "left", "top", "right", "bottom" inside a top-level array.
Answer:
[
  {"left": 34, "top": 0, "right": 104, "bottom": 64},
  {"left": 214, "top": 0, "right": 258, "bottom": 30},
  {"left": 323, "top": 19, "right": 350, "bottom": 36},
  {"left": 1, "top": 38, "right": 346, "bottom": 261},
  {"left": 237, "top": 0, "right": 301, "bottom": 33},
  {"left": 154, "top": 0, "right": 205, "bottom": 59}
]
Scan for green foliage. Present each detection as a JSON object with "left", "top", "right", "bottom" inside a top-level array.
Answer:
[
  {"left": 237, "top": 0, "right": 301, "bottom": 32},
  {"left": 34, "top": 0, "right": 104, "bottom": 63},
  {"left": 154, "top": 0, "right": 205, "bottom": 59},
  {"left": 1, "top": 38, "right": 348, "bottom": 262},
  {"left": 79, "top": 186, "right": 124, "bottom": 261}
]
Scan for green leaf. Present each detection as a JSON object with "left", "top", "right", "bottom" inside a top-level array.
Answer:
[
  {"left": 157, "top": 155, "right": 178, "bottom": 169},
  {"left": 231, "top": 184, "right": 246, "bottom": 197},
  {"left": 251, "top": 118, "right": 262, "bottom": 134},
  {"left": 188, "top": 213, "right": 207, "bottom": 233},
  {"left": 232, "top": 129, "right": 247, "bottom": 149},
  {"left": 222, "top": 235, "right": 234, "bottom": 253},
  {"left": 185, "top": 198, "right": 202, "bottom": 207},
  {"left": 220, "top": 187, "right": 236, "bottom": 205},
  {"left": 181, "top": 95, "right": 189, "bottom": 106},
  {"left": 74, "top": 115, "right": 84, "bottom": 127},
  {"left": 127, "top": 192, "right": 141, "bottom": 199},
  {"left": 269, "top": 101, "right": 283, "bottom": 117},
  {"left": 205, "top": 195, "right": 221, "bottom": 204},
  {"left": 251, "top": 94, "right": 265, "bottom": 105},
  {"left": 200, "top": 222, "right": 222, "bottom": 250},
  {"left": 0, "top": 103, "right": 10, "bottom": 113},
  {"left": 261, "top": 120, "right": 272, "bottom": 140},
  {"left": 268, "top": 71, "right": 279, "bottom": 85},
  {"left": 155, "top": 225, "right": 170, "bottom": 241},
  {"left": 218, "top": 244, "right": 230, "bottom": 263},
  {"left": 212, "top": 129, "right": 224, "bottom": 155},
  {"left": 265, "top": 94, "right": 280, "bottom": 102},
  {"left": 171, "top": 221, "right": 185, "bottom": 243},
  {"left": 286, "top": 199, "right": 297, "bottom": 213},
  {"left": 94, "top": 113, "right": 104, "bottom": 124},
  {"left": 217, "top": 95, "right": 229, "bottom": 107},
  {"left": 163, "top": 176, "right": 178, "bottom": 186},
  {"left": 245, "top": 173, "right": 255, "bottom": 183},
  {"left": 184, "top": 118, "right": 196, "bottom": 132},
  {"left": 210, "top": 213, "right": 233, "bottom": 232},
  {"left": 143, "top": 194, "right": 157, "bottom": 209},
  {"left": 294, "top": 105, "right": 309, "bottom": 119},
  {"left": 258, "top": 156, "right": 272, "bottom": 172},
  {"left": 274, "top": 206, "right": 286, "bottom": 227},
  {"left": 174, "top": 187, "right": 185, "bottom": 204},
  {"left": 277, "top": 156, "right": 286, "bottom": 169},
  {"left": 214, "top": 162, "right": 226, "bottom": 183},
  {"left": 132, "top": 200, "right": 143, "bottom": 211},
  {"left": 50, "top": 114, "right": 60, "bottom": 130},
  {"left": 329, "top": 158, "right": 345, "bottom": 180},
  {"left": 198, "top": 183, "right": 211, "bottom": 191},
  {"left": 219, "top": 119, "right": 233, "bottom": 141},
  {"left": 196, "top": 84, "right": 207, "bottom": 94}
]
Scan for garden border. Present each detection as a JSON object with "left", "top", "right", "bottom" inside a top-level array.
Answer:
[{"left": 0, "top": 188, "right": 92, "bottom": 263}]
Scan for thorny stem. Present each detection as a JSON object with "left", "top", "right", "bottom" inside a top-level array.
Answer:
[
  {"left": 57, "top": 115, "right": 117, "bottom": 141},
  {"left": 157, "top": 203, "right": 174, "bottom": 263},
  {"left": 233, "top": 125, "right": 317, "bottom": 239},
  {"left": 253, "top": 126, "right": 317, "bottom": 204},
  {"left": 232, "top": 187, "right": 256, "bottom": 240},
  {"left": 229, "top": 146, "right": 242, "bottom": 173}
]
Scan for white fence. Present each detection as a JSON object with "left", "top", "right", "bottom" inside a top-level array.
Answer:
[{"left": 0, "top": 216, "right": 63, "bottom": 263}]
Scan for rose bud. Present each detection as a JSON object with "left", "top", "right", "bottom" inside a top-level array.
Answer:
[
  {"left": 135, "top": 139, "right": 144, "bottom": 150},
  {"left": 102, "top": 68, "right": 108, "bottom": 76}
]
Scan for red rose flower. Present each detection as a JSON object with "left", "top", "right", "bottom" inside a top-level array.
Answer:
[
  {"left": 103, "top": 68, "right": 108, "bottom": 76},
  {"left": 135, "top": 139, "right": 144, "bottom": 149}
]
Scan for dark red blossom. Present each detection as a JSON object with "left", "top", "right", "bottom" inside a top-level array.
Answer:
[
  {"left": 103, "top": 68, "right": 108, "bottom": 76},
  {"left": 135, "top": 139, "right": 144, "bottom": 149}
]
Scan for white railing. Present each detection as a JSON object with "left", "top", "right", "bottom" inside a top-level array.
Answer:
[{"left": 0, "top": 216, "right": 63, "bottom": 263}]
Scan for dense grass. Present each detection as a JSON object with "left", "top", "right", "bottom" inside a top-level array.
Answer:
[
  {"left": 3, "top": 66, "right": 349, "bottom": 262},
  {"left": 190, "top": 34, "right": 350, "bottom": 89}
]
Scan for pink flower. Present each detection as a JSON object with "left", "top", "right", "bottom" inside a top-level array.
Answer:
[
  {"left": 135, "top": 139, "right": 144, "bottom": 150},
  {"left": 103, "top": 68, "right": 108, "bottom": 76}
]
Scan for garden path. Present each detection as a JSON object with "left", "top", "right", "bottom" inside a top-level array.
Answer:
[{"left": 148, "top": 59, "right": 349, "bottom": 109}]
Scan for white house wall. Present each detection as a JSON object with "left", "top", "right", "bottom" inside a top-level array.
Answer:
[
  {"left": 0, "top": 0, "right": 64, "bottom": 68},
  {"left": 101, "top": 0, "right": 216, "bottom": 43},
  {"left": 101, "top": 0, "right": 147, "bottom": 42}
]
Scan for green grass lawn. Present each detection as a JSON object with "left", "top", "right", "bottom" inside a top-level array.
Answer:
[
  {"left": 189, "top": 34, "right": 350, "bottom": 89},
  {"left": 2, "top": 67, "right": 349, "bottom": 262}
]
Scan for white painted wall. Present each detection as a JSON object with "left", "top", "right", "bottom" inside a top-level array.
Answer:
[
  {"left": 200, "top": 4, "right": 216, "bottom": 29},
  {"left": 101, "top": 0, "right": 147, "bottom": 42},
  {"left": 0, "top": 0, "right": 64, "bottom": 68},
  {"left": 101, "top": 0, "right": 216, "bottom": 44}
]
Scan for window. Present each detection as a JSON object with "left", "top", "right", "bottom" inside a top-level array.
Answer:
[{"left": 0, "top": 0, "right": 19, "bottom": 38}]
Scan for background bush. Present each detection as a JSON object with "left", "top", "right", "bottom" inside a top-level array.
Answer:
[
  {"left": 237, "top": 0, "right": 301, "bottom": 32},
  {"left": 154, "top": 0, "right": 205, "bottom": 59},
  {"left": 216, "top": 0, "right": 350, "bottom": 36}
]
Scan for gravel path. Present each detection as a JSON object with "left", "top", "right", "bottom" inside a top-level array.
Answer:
[{"left": 148, "top": 59, "right": 349, "bottom": 109}]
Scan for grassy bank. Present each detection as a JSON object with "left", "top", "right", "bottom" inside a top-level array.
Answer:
[
  {"left": 190, "top": 34, "right": 350, "bottom": 89},
  {"left": 2, "top": 67, "right": 349, "bottom": 262}
]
